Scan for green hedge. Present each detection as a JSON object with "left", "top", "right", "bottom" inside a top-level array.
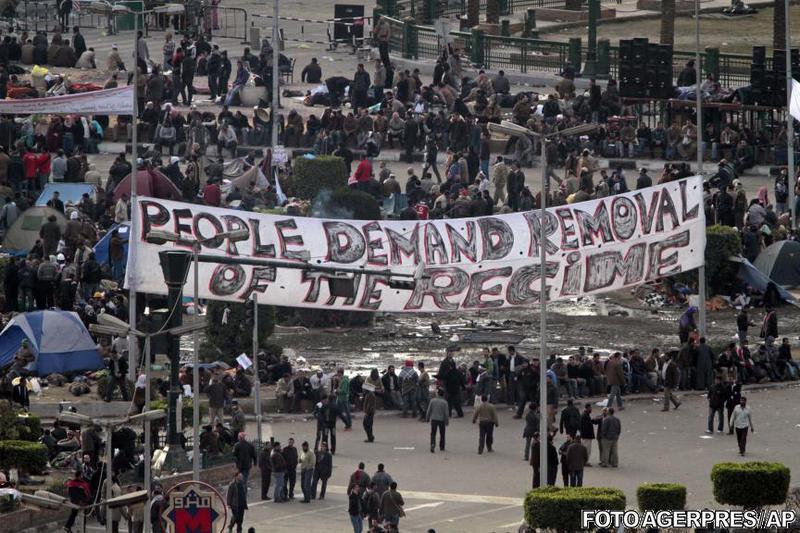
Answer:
[
  {"left": 524, "top": 486, "right": 626, "bottom": 532},
  {"left": 0, "top": 440, "right": 48, "bottom": 474},
  {"left": 711, "top": 462, "right": 790, "bottom": 507},
  {"left": 289, "top": 156, "right": 348, "bottom": 200},
  {"left": 705, "top": 225, "right": 742, "bottom": 295},
  {"left": 0, "top": 402, "right": 43, "bottom": 441},
  {"left": 637, "top": 482, "right": 686, "bottom": 511}
]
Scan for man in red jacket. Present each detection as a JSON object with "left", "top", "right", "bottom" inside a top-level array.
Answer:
[
  {"left": 203, "top": 178, "right": 221, "bottom": 207},
  {"left": 64, "top": 469, "right": 90, "bottom": 533}
]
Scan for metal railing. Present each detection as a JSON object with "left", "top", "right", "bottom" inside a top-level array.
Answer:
[
  {"left": 396, "top": 0, "right": 572, "bottom": 21},
  {"left": 381, "top": 14, "right": 779, "bottom": 94},
  {"left": 483, "top": 34, "right": 569, "bottom": 73}
]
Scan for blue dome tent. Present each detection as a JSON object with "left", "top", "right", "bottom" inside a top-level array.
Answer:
[{"left": 0, "top": 311, "right": 103, "bottom": 376}]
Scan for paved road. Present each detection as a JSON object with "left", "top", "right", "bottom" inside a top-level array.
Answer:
[{"left": 220, "top": 383, "right": 800, "bottom": 532}]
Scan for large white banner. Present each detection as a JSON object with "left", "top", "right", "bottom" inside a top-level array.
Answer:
[
  {"left": 127, "top": 176, "right": 705, "bottom": 312},
  {"left": 0, "top": 86, "right": 133, "bottom": 115}
]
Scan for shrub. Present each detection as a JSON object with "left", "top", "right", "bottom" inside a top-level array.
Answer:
[
  {"left": 524, "top": 486, "right": 626, "bottom": 532},
  {"left": 637, "top": 482, "right": 686, "bottom": 511},
  {"left": 311, "top": 189, "right": 381, "bottom": 220},
  {"left": 0, "top": 440, "right": 48, "bottom": 474},
  {"left": 0, "top": 401, "right": 43, "bottom": 441},
  {"left": 288, "top": 156, "right": 348, "bottom": 200},
  {"left": 705, "top": 225, "right": 742, "bottom": 295},
  {"left": 711, "top": 462, "right": 790, "bottom": 508},
  {"left": 204, "top": 301, "right": 276, "bottom": 364}
]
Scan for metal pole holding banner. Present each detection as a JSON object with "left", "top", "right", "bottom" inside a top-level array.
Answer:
[
  {"left": 128, "top": 4, "right": 140, "bottom": 385},
  {"left": 143, "top": 334, "right": 151, "bottom": 533},
  {"left": 538, "top": 141, "right": 549, "bottom": 486},
  {"left": 192, "top": 246, "right": 200, "bottom": 481},
  {"left": 105, "top": 422, "right": 113, "bottom": 533},
  {"left": 271, "top": 0, "right": 280, "bottom": 149},
  {"left": 786, "top": 0, "right": 796, "bottom": 229},
  {"left": 695, "top": 0, "right": 706, "bottom": 336},
  {"left": 253, "top": 294, "right": 263, "bottom": 445}
]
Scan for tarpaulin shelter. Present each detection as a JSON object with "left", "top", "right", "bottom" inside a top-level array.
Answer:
[
  {"left": 0, "top": 311, "right": 103, "bottom": 376},
  {"left": 35, "top": 183, "right": 96, "bottom": 207},
  {"left": 0, "top": 206, "right": 67, "bottom": 254},
  {"left": 112, "top": 168, "right": 182, "bottom": 202},
  {"left": 735, "top": 256, "right": 796, "bottom": 303},
  {"left": 94, "top": 222, "right": 130, "bottom": 265},
  {"left": 754, "top": 241, "right": 800, "bottom": 288}
]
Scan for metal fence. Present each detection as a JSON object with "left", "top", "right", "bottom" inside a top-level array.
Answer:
[
  {"left": 483, "top": 34, "right": 569, "bottom": 73},
  {"left": 397, "top": 0, "right": 571, "bottom": 20},
  {"left": 382, "top": 15, "right": 775, "bottom": 92}
]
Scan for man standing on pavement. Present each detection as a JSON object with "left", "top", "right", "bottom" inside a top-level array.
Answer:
[
  {"left": 372, "top": 464, "right": 393, "bottom": 496},
  {"left": 565, "top": 435, "right": 589, "bottom": 486},
  {"left": 207, "top": 378, "right": 226, "bottom": 425},
  {"left": 269, "top": 442, "right": 287, "bottom": 502},
  {"left": 298, "top": 441, "right": 315, "bottom": 504},
  {"left": 725, "top": 378, "right": 742, "bottom": 434},
  {"left": 426, "top": 389, "right": 449, "bottom": 453},
  {"left": 334, "top": 368, "right": 353, "bottom": 430},
  {"left": 599, "top": 407, "right": 621, "bottom": 467},
  {"left": 472, "top": 394, "right": 498, "bottom": 454},
  {"left": 523, "top": 402, "right": 539, "bottom": 462},
  {"left": 379, "top": 482, "right": 405, "bottom": 530},
  {"left": 231, "top": 401, "right": 246, "bottom": 435},
  {"left": 312, "top": 441, "right": 333, "bottom": 499},
  {"left": 559, "top": 398, "right": 581, "bottom": 437},
  {"left": 258, "top": 441, "right": 272, "bottom": 501},
  {"left": 729, "top": 396, "right": 755, "bottom": 455},
  {"left": 661, "top": 351, "right": 682, "bottom": 411},
  {"left": 416, "top": 361, "right": 431, "bottom": 420},
  {"left": 282, "top": 437, "right": 299, "bottom": 500},
  {"left": 348, "top": 483, "right": 363, "bottom": 533},
  {"left": 232, "top": 432, "right": 257, "bottom": 486},
  {"left": 579, "top": 403, "right": 600, "bottom": 465},
  {"left": 530, "top": 433, "right": 558, "bottom": 487},
  {"left": 362, "top": 383, "right": 376, "bottom": 443},
  {"left": 707, "top": 374, "right": 726, "bottom": 434},
  {"left": 226, "top": 472, "right": 248, "bottom": 533},
  {"left": 606, "top": 352, "right": 625, "bottom": 410},
  {"left": 399, "top": 359, "right": 419, "bottom": 418}
]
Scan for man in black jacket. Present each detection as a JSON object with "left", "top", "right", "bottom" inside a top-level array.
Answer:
[
  {"left": 351, "top": 63, "right": 370, "bottom": 110},
  {"left": 724, "top": 379, "right": 741, "bottom": 434},
  {"left": 559, "top": 399, "right": 581, "bottom": 437},
  {"left": 232, "top": 432, "right": 257, "bottom": 485},
  {"left": 282, "top": 438, "right": 299, "bottom": 500},
  {"left": 707, "top": 374, "right": 726, "bottom": 433}
]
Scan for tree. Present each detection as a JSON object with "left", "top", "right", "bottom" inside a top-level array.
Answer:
[
  {"left": 467, "top": 0, "right": 480, "bottom": 27},
  {"left": 660, "top": 0, "right": 676, "bottom": 46},
  {"left": 204, "top": 301, "right": 275, "bottom": 365},
  {"left": 486, "top": 0, "right": 499, "bottom": 24},
  {"left": 773, "top": 0, "right": 786, "bottom": 51}
]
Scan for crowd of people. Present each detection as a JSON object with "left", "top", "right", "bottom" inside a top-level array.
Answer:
[{"left": 1, "top": 8, "right": 800, "bottom": 533}]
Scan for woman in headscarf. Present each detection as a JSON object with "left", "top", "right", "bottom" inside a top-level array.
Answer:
[
  {"left": 757, "top": 186, "right": 769, "bottom": 207},
  {"left": 678, "top": 306, "right": 698, "bottom": 345}
]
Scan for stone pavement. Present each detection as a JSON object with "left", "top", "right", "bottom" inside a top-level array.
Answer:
[{"left": 175, "top": 383, "right": 800, "bottom": 532}]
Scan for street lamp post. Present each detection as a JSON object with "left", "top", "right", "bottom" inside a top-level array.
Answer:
[
  {"left": 694, "top": 0, "right": 707, "bottom": 336},
  {"left": 785, "top": 0, "right": 795, "bottom": 228},
  {"left": 158, "top": 250, "right": 193, "bottom": 471},
  {"left": 538, "top": 139, "right": 549, "bottom": 487},
  {"left": 583, "top": 0, "right": 599, "bottom": 77},
  {"left": 192, "top": 244, "right": 201, "bottom": 482}
]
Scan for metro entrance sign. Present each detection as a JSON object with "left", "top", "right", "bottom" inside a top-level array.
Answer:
[{"left": 162, "top": 481, "right": 227, "bottom": 533}]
